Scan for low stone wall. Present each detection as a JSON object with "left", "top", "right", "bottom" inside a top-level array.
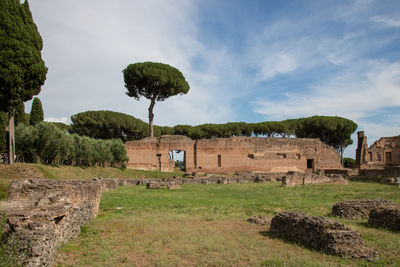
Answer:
[
  {"left": 384, "top": 166, "right": 400, "bottom": 177},
  {"left": 1, "top": 179, "right": 102, "bottom": 267},
  {"left": 331, "top": 199, "right": 397, "bottom": 219},
  {"left": 282, "top": 172, "right": 347, "bottom": 187},
  {"left": 93, "top": 177, "right": 119, "bottom": 192},
  {"left": 359, "top": 169, "right": 385, "bottom": 177},
  {"left": 269, "top": 211, "right": 378, "bottom": 261},
  {"left": 146, "top": 179, "right": 182, "bottom": 190},
  {"left": 368, "top": 206, "right": 400, "bottom": 231},
  {"left": 323, "top": 168, "right": 354, "bottom": 178},
  {"left": 380, "top": 177, "right": 400, "bottom": 186}
]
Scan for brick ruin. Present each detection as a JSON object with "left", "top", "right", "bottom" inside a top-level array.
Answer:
[
  {"left": 356, "top": 131, "right": 400, "bottom": 169},
  {"left": 125, "top": 135, "right": 342, "bottom": 174}
]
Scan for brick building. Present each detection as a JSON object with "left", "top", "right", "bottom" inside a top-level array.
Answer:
[
  {"left": 125, "top": 135, "right": 342, "bottom": 173},
  {"left": 356, "top": 131, "right": 400, "bottom": 169}
]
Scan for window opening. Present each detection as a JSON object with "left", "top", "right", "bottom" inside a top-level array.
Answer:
[{"left": 386, "top": 152, "right": 392, "bottom": 162}]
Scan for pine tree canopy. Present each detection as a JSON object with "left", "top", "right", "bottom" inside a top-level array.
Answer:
[{"left": 0, "top": 0, "right": 47, "bottom": 113}]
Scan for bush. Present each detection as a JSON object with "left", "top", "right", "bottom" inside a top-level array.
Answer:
[
  {"left": 15, "top": 123, "right": 128, "bottom": 167},
  {"left": 343, "top": 158, "right": 356, "bottom": 168}
]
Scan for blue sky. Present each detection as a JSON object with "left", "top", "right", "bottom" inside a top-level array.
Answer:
[{"left": 27, "top": 0, "right": 400, "bottom": 158}]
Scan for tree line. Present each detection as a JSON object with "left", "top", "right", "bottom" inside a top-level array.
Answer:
[
  {"left": 15, "top": 122, "right": 128, "bottom": 167},
  {"left": 69, "top": 110, "right": 357, "bottom": 162}
]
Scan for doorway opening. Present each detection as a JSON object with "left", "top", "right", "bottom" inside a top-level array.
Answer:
[
  {"left": 307, "top": 159, "right": 314, "bottom": 170},
  {"left": 169, "top": 150, "right": 186, "bottom": 171}
]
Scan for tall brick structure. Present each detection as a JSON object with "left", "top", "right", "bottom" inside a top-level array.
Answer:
[
  {"left": 125, "top": 135, "right": 342, "bottom": 173},
  {"left": 356, "top": 131, "right": 400, "bottom": 169}
]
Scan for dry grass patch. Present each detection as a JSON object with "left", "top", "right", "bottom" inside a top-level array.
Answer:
[{"left": 56, "top": 213, "right": 354, "bottom": 267}]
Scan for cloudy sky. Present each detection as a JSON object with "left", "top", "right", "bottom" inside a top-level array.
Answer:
[{"left": 27, "top": 0, "right": 400, "bottom": 158}]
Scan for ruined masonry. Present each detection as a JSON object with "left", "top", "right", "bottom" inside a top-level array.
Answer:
[
  {"left": 356, "top": 131, "right": 400, "bottom": 168},
  {"left": 269, "top": 211, "right": 378, "bottom": 261},
  {"left": 0, "top": 178, "right": 118, "bottom": 267},
  {"left": 126, "top": 135, "right": 342, "bottom": 173},
  {"left": 331, "top": 199, "right": 397, "bottom": 219}
]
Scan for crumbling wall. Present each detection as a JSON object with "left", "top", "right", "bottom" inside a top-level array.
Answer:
[
  {"left": 1, "top": 179, "right": 102, "bottom": 266},
  {"left": 269, "top": 211, "right": 378, "bottom": 261},
  {"left": 126, "top": 135, "right": 342, "bottom": 174},
  {"left": 356, "top": 132, "right": 400, "bottom": 169},
  {"left": 195, "top": 137, "right": 341, "bottom": 173},
  {"left": 125, "top": 135, "right": 196, "bottom": 172},
  {"left": 282, "top": 172, "right": 347, "bottom": 187}
]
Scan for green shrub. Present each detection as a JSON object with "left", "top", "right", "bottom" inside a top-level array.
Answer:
[
  {"left": 343, "top": 157, "right": 356, "bottom": 168},
  {"left": 15, "top": 123, "right": 128, "bottom": 167}
]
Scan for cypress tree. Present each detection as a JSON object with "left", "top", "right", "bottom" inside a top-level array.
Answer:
[
  {"left": 30, "top": 97, "right": 44, "bottom": 125},
  {"left": 0, "top": 0, "right": 48, "bottom": 164},
  {"left": 15, "top": 101, "right": 28, "bottom": 126}
]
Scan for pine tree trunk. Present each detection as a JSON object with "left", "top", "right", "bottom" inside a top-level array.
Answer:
[
  {"left": 148, "top": 98, "right": 156, "bottom": 137},
  {"left": 8, "top": 111, "right": 15, "bottom": 165}
]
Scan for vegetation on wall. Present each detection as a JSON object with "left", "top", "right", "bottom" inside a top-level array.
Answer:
[{"left": 15, "top": 123, "right": 128, "bottom": 167}]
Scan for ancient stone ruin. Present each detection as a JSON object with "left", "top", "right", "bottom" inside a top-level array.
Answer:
[
  {"left": 282, "top": 171, "right": 347, "bottom": 187},
  {"left": 356, "top": 131, "right": 400, "bottom": 169},
  {"left": 269, "top": 211, "right": 378, "bottom": 261},
  {"left": 331, "top": 199, "right": 397, "bottom": 219},
  {"left": 368, "top": 206, "right": 400, "bottom": 231},
  {"left": 126, "top": 135, "right": 342, "bottom": 174},
  {"left": 0, "top": 178, "right": 116, "bottom": 266},
  {"left": 146, "top": 179, "right": 182, "bottom": 190}
]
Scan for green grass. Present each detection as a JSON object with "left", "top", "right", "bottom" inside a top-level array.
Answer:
[{"left": 54, "top": 182, "right": 400, "bottom": 266}]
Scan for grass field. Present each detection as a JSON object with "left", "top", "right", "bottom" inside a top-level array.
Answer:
[{"left": 53, "top": 182, "right": 400, "bottom": 267}]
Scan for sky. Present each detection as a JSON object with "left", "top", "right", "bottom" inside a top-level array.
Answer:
[{"left": 26, "top": 0, "right": 400, "bottom": 158}]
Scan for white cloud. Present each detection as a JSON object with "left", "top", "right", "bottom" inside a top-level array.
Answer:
[
  {"left": 255, "top": 53, "right": 298, "bottom": 82},
  {"left": 29, "top": 0, "right": 236, "bottom": 127},
  {"left": 45, "top": 117, "right": 69, "bottom": 124},
  {"left": 253, "top": 60, "right": 400, "bottom": 121},
  {"left": 371, "top": 16, "right": 400, "bottom": 28}
]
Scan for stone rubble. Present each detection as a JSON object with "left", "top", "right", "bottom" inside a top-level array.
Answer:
[
  {"left": 331, "top": 199, "right": 397, "bottom": 219},
  {"left": 247, "top": 215, "right": 271, "bottom": 225},
  {"left": 368, "top": 206, "right": 400, "bottom": 231},
  {"left": 269, "top": 211, "right": 378, "bottom": 261}
]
